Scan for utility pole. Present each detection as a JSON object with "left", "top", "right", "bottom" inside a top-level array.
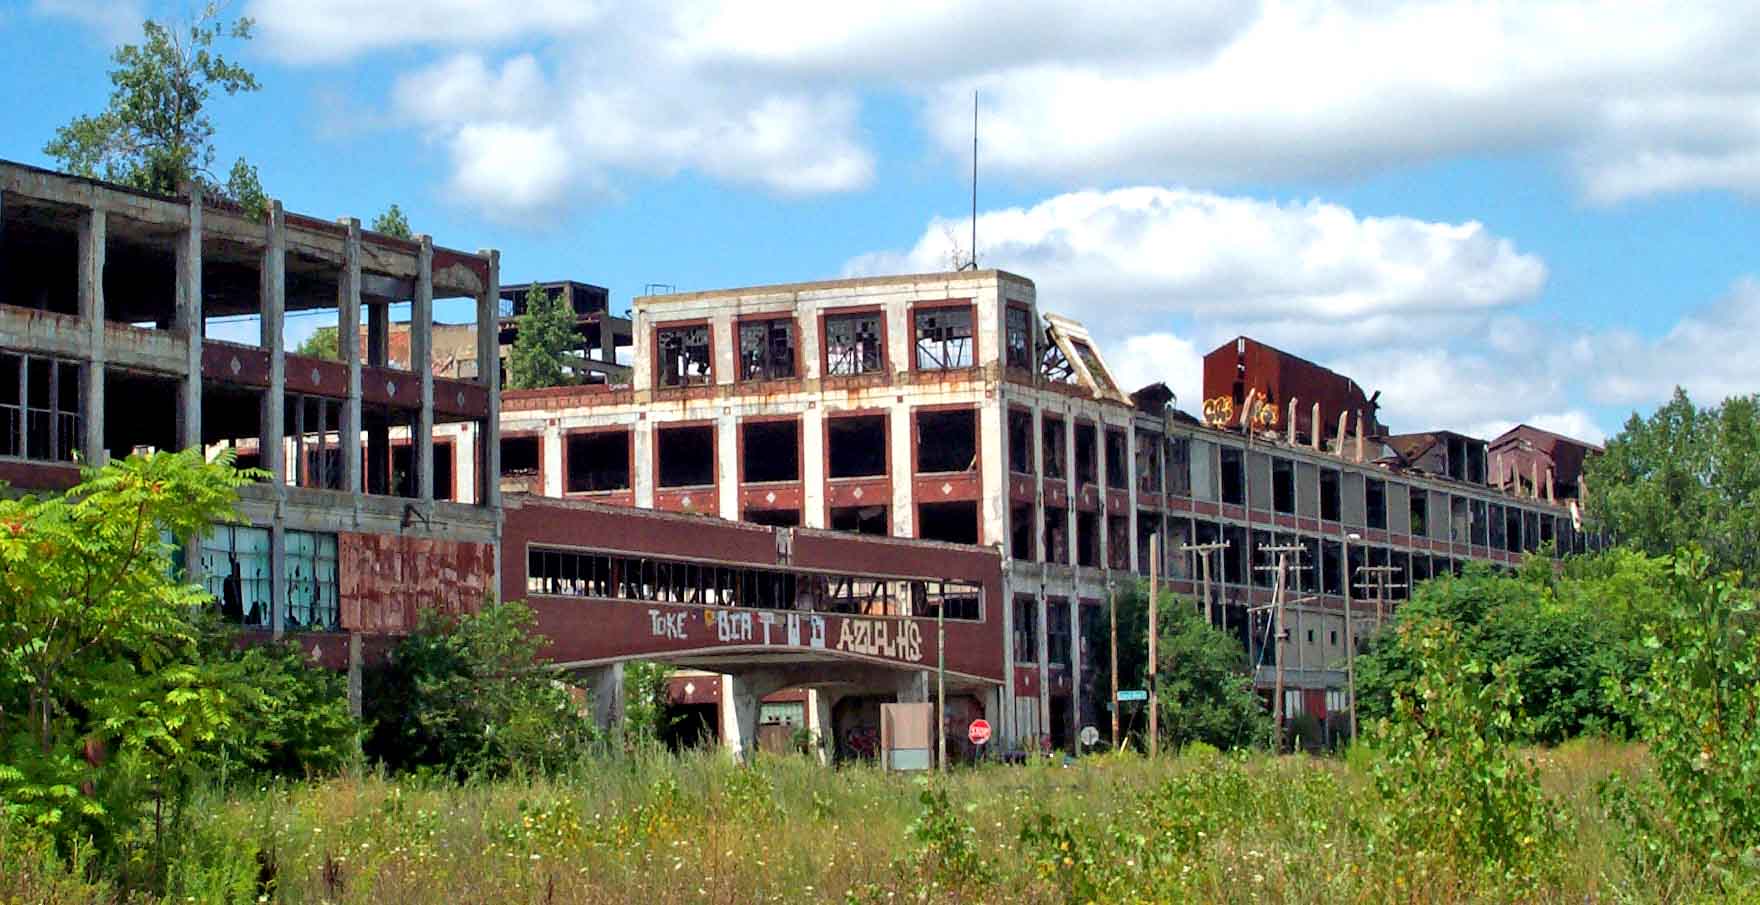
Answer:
[
  {"left": 1255, "top": 544, "right": 1308, "bottom": 753},
  {"left": 1180, "top": 541, "right": 1230, "bottom": 630},
  {"left": 1147, "top": 533, "right": 1160, "bottom": 757},
  {"left": 1108, "top": 578, "right": 1119, "bottom": 749},
  {"left": 1351, "top": 561, "right": 1405, "bottom": 744},
  {"left": 1344, "top": 532, "right": 1360, "bottom": 745},
  {"left": 937, "top": 594, "right": 946, "bottom": 772}
]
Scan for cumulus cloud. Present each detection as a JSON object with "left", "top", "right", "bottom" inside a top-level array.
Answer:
[
  {"left": 246, "top": 0, "right": 602, "bottom": 60},
  {"left": 32, "top": 0, "right": 144, "bottom": 42},
  {"left": 1586, "top": 278, "right": 1760, "bottom": 407}
]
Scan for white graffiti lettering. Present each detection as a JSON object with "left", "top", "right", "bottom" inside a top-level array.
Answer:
[
  {"left": 648, "top": 609, "right": 688, "bottom": 641},
  {"left": 835, "top": 618, "right": 923, "bottom": 663},
  {"left": 809, "top": 615, "right": 827, "bottom": 649},
  {"left": 715, "top": 610, "right": 754, "bottom": 644}
]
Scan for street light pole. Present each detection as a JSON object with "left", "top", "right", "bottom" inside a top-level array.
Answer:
[
  {"left": 1108, "top": 578, "right": 1119, "bottom": 749},
  {"left": 1148, "top": 533, "right": 1159, "bottom": 758}
]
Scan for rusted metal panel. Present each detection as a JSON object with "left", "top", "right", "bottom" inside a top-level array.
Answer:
[
  {"left": 336, "top": 532, "right": 493, "bottom": 634},
  {"left": 0, "top": 459, "right": 81, "bottom": 491},
  {"left": 1202, "top": 337, "right": 1381, "bottom": 441},
  {"left": 201, "top": 340, "right": 271, "bottom": 386},
  {"left": 285, "top": 352, "right": 350, "bottom": 399},
  {"left": 433, "top": 376, "right": 490, "bottom": 418}
]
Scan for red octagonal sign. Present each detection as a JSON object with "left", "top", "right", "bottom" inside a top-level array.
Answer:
[{"left": 967, "top": 718, "right": 992, "bottom": 746}]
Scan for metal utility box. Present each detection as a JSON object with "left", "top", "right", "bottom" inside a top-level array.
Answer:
[{"left": 880, "top": 702, "right": 934, "bottom": 771}]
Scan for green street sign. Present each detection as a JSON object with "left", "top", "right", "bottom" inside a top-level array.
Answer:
[{"left": 1117, "top": 690, "right": 1148, "bottom": 702}]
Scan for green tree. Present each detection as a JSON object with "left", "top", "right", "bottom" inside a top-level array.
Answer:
[
  {"left": 293, "top": 326, "right": 339, "bottom": 360},
  {"left": 372, "top": 204, "right": 414, "bottom": 239},
  {"left": 45, "top": 5, "right": 261, "bottom": 203},
  {"left": 505, "top": 285, "right": 581, "bottom": 389},
  {"left": 1588, "top": 387, "right": 1760, "bottom": 581},
  {"left": 362, "top": 601, "right": 597, "bottom": 776}
]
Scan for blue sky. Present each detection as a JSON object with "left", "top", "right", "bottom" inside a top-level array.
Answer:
[{"left": 7, "top": 1, "right": 1759, "bottom": 443}]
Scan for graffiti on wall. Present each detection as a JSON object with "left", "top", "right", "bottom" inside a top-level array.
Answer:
[
  {"left": 835, "top": 617, "right": 923, "bottom": 663},
  {"left": 640, "top": 605, "right": 925, "bottom": 664}
]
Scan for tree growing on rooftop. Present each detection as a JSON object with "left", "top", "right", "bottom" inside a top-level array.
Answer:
[
  {"left": 44, "top": 4, "right": 263, "bottom": 209},
  {"left": 372, "top": 204, "right": 413, "bottom": 239},
  {"left": 505, "top": 285, "right": 581, "bottom": 389}
]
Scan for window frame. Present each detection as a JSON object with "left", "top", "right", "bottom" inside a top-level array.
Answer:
[
  {"left": 735, "top": 315, "right": 799, "bottom": 383},
  {"left": 653, "top": 318, "right": 714, "bottom": 389},
  {"left": 820, "top": 306, "right": 888, "bottom": 377},
  {"left": 909, "top": 300, "right": 978, "bottom": 372}
]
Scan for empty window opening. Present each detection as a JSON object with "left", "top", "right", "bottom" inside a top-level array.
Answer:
[
  {"left": 1136, "top": 511, "right": 1158, "bottom": 576},
  {"left": 1011, "top": 503, "right": 1035, "bottom": 561},
  {"left": 501, "top": 434, "right": 540, "bottom": 485},
  {"left": 1322, "top": 540, "right": 1344, "bottom": 596},
  {"left": 1539, "top": 513, "right": 1555, "bottom": 548},
  {"left": 916, "top": 409, "right": 976, "bottom": 473},
  {"left": 0, "top": 353, "right": 81, "bottom": 462},
  {"left": 738, "top": 318, "right": 795, "bottom": 381},
  {"left": 1013, "top": 596, "right": 1039, "bottom": 662},
  {"left": 1108, "top": 514, "right": 1130, "bottom": 569},
  {"left": 1524, "top": 510, "right": 1541, "bottom": 553},
  {"left": 1076, "top": 511, "right": 1100, "bottom": 567},
  {"left": 914, "top": 306, "right": 973, "bottom": 370},
  {"left": 1044, "top": 507, "right": 1069, "bottom": 564},
  {"left": 104, "top": 228, "right": 177, "bottom": 330},
  {"left": 918, "top": 501, "right": 978, "bottom": 545},
  {"left": 567, "top": 431, "right": 631, "bottom": 493},
  {"left": 1075, "top": 422, "right": 1098, "bottom": 485},
  {"left": 1409, "top": 487, "right": 1428, "bottom": 536},
  {"left": 104, "top": 371, "right": 179, "bottom": 459},
  {"left": 1506, "top": 507, "right": 1525, "bottom": 553},
  {"left": 830, "top": 505, "right": 888, "bottom": 535},
  {"left": 1220, "top": 446, "right": 1245, "bottom": 505},
  {"left": 433, "top": 440, "right": 456, "bottom": 500},
  {"left": 1471, "top": 499, "right": 1490, "bottom": 547},
  {"left": 742, "top": 420, "right": 800, "bottom": 483},
  {"left": 1105, "top": 429, "right": 1128, "bottom": 490},
  {"left": 1365, "top": 478, "right": 1387, "bottom": 530},
  {"left": 1272, "top": 458, "right": 1296, "bottom": 514},
  {"left": 288, "top": 395, "right": 344, "bottom": 490},
  {"left": 1042, "top": 418, "right": 1067, "bottom": 480},
  {"left": 1167, "top": 437, "right": 1191, "bottom": 496},
  {"left": 1, "top": 208, "right": 80, "bottom": 316},
  {"left": 1047, "top": 599, "right": 1072, "bottom": 669},
  {"left": 827, "top": 415, "right": 886, "bottom": 478},
  {"left": 658, "top": 425, "right": 716, "bottom": 488},
  {"left": 1008, "top": 409, "right": 1034, "bottom": 474},
  {"left": 744, "top": 508, "right": 800, "bottom": 528},
  {"left": 656, "top": 323, "right": 712, "bottom": 387},
  {"left": 363, "top": 406, "right": 420, "bottom": 498},
  {"left": 825, "top": 311, "right": 883, "bottom": 376},
  {"left": 1223, "top": 525, "right": 1248, "bottom": 584},
  {"left": 1136, "top": 430, "right": 1162, "bottom": 494},
  {"left": 1318, "top": 468, "right": 1341, "bottom": 521},
  {"left": 1251, "top": 529, "right": 1276, "bottom": 589},
  {"left": 1005, "top": 305, "right": 1032, "bottom": 369}
]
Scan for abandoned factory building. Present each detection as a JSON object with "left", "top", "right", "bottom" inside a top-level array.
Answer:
[{"left": 1, "top": 159, "right": 1607, "bottom": 758}]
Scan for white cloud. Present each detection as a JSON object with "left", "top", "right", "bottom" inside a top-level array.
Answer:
[
  {"left": 845, "top": 186, "right": 1547, "bottom": 341},
  {"left": 246, "top": 0, "right": 602, "bottom": 61},
  {"left": 32, "top": 0, "right": 144, "bottom": 42},
  {"left": 1586, "top": 278, "right": 1760, "bottom": 407},
  {"left": 1106, "top": 332, "right": 1206, "bottom": 409}
]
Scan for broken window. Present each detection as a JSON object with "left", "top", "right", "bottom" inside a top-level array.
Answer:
[
  {"left": 1042, "top": 417, "right": 1067, "bottom": 480},
  {"left": 1076, "top": 511, "right": 1099, "bottom": 567},
  {"left": 201, "top": 524, "right": 272, "bottom": 629},
  {"left": 918, "top": 501, "right": 978, "bottom": 545},
  {"left": 1044, "top": 507, "right": 1069, "bottom": 564},
  {"left": 742, "top": 419, "right": 800, "bottom": 483},
  {"left": 738, "top": 318, "right": 796, "bottom": 381},
  {"left": 1322, "top": 539, "right": 1344, "bottom": 596},
  {"left": 1488, "top": 502, "right": 1507, "bottom": 550},
  {"left": 1008, "top": 409, "right": 1034, "bottom": 474},
  {"left": 825, "top": 311, "right": 884, "bottom": 376},
  {"left": 657, "top": 425, "right": 715, "bottom": 488},
  {"left": 1075, "top": 422, "right": 1098, "bottom": 485},
  {"left": 1107, "top": 515, "right": 1130, "bottom": 569},
  {"left": 284, "top": 530, "right": 340, "bottom": 632},
  {"left": 1471, "top": 498, "right": 1490, "bottom": 547},
  {"left": 1272, "top": 458, "right": 1296, "bottom": 514},
  {"left": 1011, "top": 503, "right": 1035, "bottom": 561},
  {"left": 0, "top": 353, "right": 81, "bottom": 462},
  {"left": 656, "top": 323, "right": 712, "bottom": 387},
  {"left": 916, "top": 409, "right": 976, "bottom": 473},
  {"left": 913, "top": 306, "right": 974, "bottom": 370},
  {"left": 1013, "top": 596, "right": 1039, "bottom": 662},
  {"left": 1409, "top": 486, "right": 1428, "bottom": 536},
  {"left": 1047, "top": 599, "right": 1072, "bottom": 669},
  {"left": 1040, "top": 333, "right": 1078, "bottom": 385},
  {"left": 1219, "top": 446, "right": 1245, "bottom": 506},
  {"left": 566, "top": 430, "right": 630, "bottom": 493},
  {"left": 1223, "top": 524, "right": 1248, "bottom": 584},
  {"left": 827, "top": 415, "right": 886, "bottom": 478},
  {"left": 830, "top": 505, "right": 888, "bottom": 535},
  {"left": 1167, "top": 437, "right": 1191, "bottom": 496},
  {"left": 501, "top": 435, "right": 540, "bottom": 482},
  {"left": 1005, "top": 305, "right": 1032, "bottom": 370},
  {"left": 1136, "top": 430, "right": 1162, "bottom": 494},
  {"left": 1365, "top": 478, "right": 1387, "bottom": 530},
  {"left": 1105, "top": 429, "right": 1128, "bottom": 490}
]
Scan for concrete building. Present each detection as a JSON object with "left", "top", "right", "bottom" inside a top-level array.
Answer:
[
  {"left": 0, "top": 159, "right": 503, "bottom": 672},
  {"left": 473, "top": 269, "right": 1604, "bottom": 750}
]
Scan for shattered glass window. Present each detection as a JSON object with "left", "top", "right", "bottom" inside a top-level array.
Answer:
[
  {"left": 1040, "top": 334, "right": 1078, "bottom": 384},
  {"left": 657, "top": 324, "right": 712, "bottom": 387},
  {"left": 202, "top": 524, "right": 272, "bottom": 629},
  {"left": 825, "top": 312, "right": 884, "bottom": 376},
  {"left": 285, "top": 530, "right": 340, "bottom": 632},
  {"left": 914, "top": 306, "right": 974, "bottom": 370},
  {"left": 738, "top": 318, "right": 796, "bottom": 381},
  {"left": 1071, "top": 341, "right": 1117, "bottom": 394},
  {"left": 1005, "top": 306, "right": 1032, "bottom": 369}
]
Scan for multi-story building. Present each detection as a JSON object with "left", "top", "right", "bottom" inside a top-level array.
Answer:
[
  {"left": 491, "top": 269, "right": 1602, "bottom": 751},
  {"left": 0, "top": 159, "right": 503, "bottom": 679}
]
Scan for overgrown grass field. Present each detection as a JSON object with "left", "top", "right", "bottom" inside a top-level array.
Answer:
[{"left": 6, "top": 739, "right": 1717, "bottom": 905}]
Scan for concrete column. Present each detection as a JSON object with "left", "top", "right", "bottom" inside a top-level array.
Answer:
[
  {"left": 414, "top": 236, "right": 435, "bottom": 502},
  {"left": 260, "top": 202, "right": 286, "bottom": 486},
  {"left": 1125, "top": 422, "right": 1139, "bottom": 573},
  {"left": 175, "top": 183, "right": 203, "bottom": 452},
  {"left": 725, "top": 674, "right": 762, "bottom": 763},
  {"left": 542, "top": 425, "right": 564, "bottom": 497},
  {"left": 584, "top": 663, "right": 625, "bottom": 729},
  {"left": 633, "top": 421, "right": 653, "bottom": 508},
  {"left": 1064, "top": 410, "right": 1077, "bottom": 566},
  {"left": 1095, "top": 423, "right": 1109, "bottom": 571},
  {"left": 269, "top": 520, "right": 286, "bottom": 638},
  {"left": 338, "top": 218, "right": 363, "bottom": 494},
  {"left": 367, "top": 301, "right": 389, "bottom": 368},
  {"left": 477, "top": 249, "right": 501, "bottom": 508},
  {"left": 895, "top": 671, "right": 929, "bottom": 704},
  {"left": 810, "top": 689, "right": 836, "bottom": 765},
  {"left": 1037, "top": 587, "right": 1050, "bottom": 751},
  {"left": 891, "top": 404, "right": 913, "bottom": 537},
  {"left": 719, "top": 413, "right": 739, "bottom": 520},
  {"left": 801, "top": 406, "right": 825, "bottom": 528},
  {"left": 78, "top": 208, "right": 105, "bottom": 464}
]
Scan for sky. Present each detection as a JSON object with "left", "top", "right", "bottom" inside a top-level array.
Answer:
[{"left": 6, "top": 0, "right": 1760, "bottom": 444}]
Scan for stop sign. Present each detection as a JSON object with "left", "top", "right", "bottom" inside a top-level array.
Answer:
[{"left": 967, "top": 718, "right": 992, "bottom": 746}]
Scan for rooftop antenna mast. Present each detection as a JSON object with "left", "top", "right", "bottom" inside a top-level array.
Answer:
[{"left": 966, "top": 90, "right": 978, "bottom": 271}]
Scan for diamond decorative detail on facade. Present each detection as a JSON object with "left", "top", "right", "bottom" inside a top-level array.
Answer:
[
  {"left": 456, "top": 391, "right": 466, "bottom": 406},
  {"left": 228, "top": 356, "right": 241, "bottom": 375},
  {"left": 311, "top": 368, "right": 322, "bottom": 384},
  {"left": 852, "top": 487, "right": 864, "bottom": 500},
  {"left": 385, "top": 380, "right": 397, "bottom": 397},
  {"left": 765, "top": 491, "right": 776, "bottom": 505},
  {"left": 941, "top": 482, "right": 953, "bottom": 495},
  {"left": 681, "top": 495, "right": 693, "bottom": 508}
]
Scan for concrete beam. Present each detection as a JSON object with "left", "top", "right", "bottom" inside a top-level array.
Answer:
[
  {"left": 339, "top": 219, "right": 363, "bottom": 494},
  {"left": 260, "top": 202, "right": 286, "bottom": 486},
  {"left": 78, "top": 208, "right": 105, "bottom": 465},
  {"left": 415, "top": 236, "right": 435, "bottom": 503},
  {"left": 477, "top": 248, "right": 500, "bottom": 508}
]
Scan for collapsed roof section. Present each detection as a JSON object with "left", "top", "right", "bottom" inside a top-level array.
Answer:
[{"left": 1041, "top": 313, "right": 1131, "bottom": 405}]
